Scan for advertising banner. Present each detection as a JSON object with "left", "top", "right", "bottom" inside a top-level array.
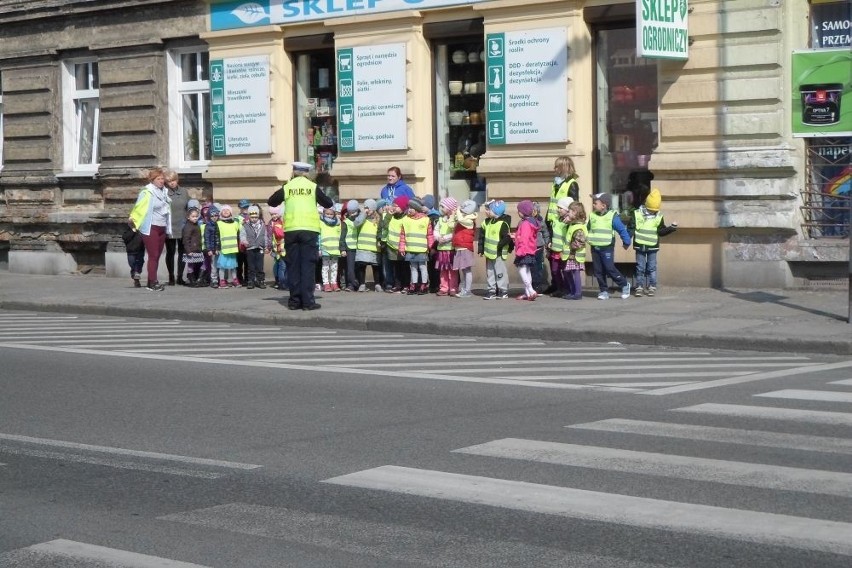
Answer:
[
  {"left": 792, "top": 49, "right": 852, "bottom": 138},
  {"left": 209, "top": 55, "right": 271, "bottom": 156},
  {"left": 211, "top": 0, "right": 489, "bottom": 31},
  {"left": 811, "top": 1, "right": 851, "bottom": 49},
  {"left": 336, "top": 43, "right": 407, "bottom": 152},
  {"left": 485, "top": 27, "right": 568, "bottom": 146},
  {"left": 637, "top": 0, "right": 689, "bottom": 60}
]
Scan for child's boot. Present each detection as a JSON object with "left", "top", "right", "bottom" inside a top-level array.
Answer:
[{"left": 634, "top": 286, "right": 644, "bottom": 297}]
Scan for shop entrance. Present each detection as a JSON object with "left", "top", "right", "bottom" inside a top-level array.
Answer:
[
  {"left": 294, "top": 48, "right": 339, "bottom": 199},
  {"left": 429, "top": 20, "right": 486, "bottom": 204},
  {"left": 594, "top": 25, "right": 659, "bottom": 214}
]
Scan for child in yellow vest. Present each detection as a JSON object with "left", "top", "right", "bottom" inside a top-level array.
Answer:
[
  {"left": 216, "top": 205, "right": 241, "bottom": 288},
  {"left": 631, "top": 188, "right": 677, "bottom": 297},
  {"left": 400, "top": 198, "right": 434, "bottom": 295},
  {"left": 479, "top": 200, "right": 513, "bottom": 300},
  {"left": 319, "top": 206, "right": 342, "bottom": 292},
  {"left": 560, "top": 201, "right": 588, "bottom": 300}
]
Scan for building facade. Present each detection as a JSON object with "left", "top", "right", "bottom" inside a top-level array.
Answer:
[{"left": 1, "top": 0, "right": 849, "bottom": 288}]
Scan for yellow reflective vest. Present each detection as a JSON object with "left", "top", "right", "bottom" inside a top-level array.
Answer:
[
  {"left": 357, "top": 219, "right": 379, "bottom": 252},
  {"left": 547, "top": 178, "right": 577, "bottom": 223},
  {"left": 217, "top": 219, "right": 240, "bottom": 255},
  {"left": 319, "top": 222, "right": 341, "bottom": 256},
  {"left": 564, "top": 223, "right": 587, "bottom": 263},
  {"left": 283, "top": 176, "right": 320, "bottom": 232},
  {"left": 386, "top": 215, "right": 404, "bottom": 250},
  {"left": 587, "top": 210, "right": 616, "bottom": 248},
  {"left": 482, "top": 219, "right": 508, "bottom": 260},
  {"left": 633, "top": 210, "right": 663, "bottom": 248},
  {"left": 343, "top": 218, "right": 358, "bottom": 250},
  {"left": 549, "top": 218, "right": 567, "bottom": 254},
  {"left": 401, "top": 216, "right": 429, "bottom": 253},
  {"left": 435, "top": 217, "right": 454, "bottom": 251}
]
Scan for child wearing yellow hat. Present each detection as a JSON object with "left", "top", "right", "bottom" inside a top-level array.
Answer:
[{"left": 632, "top": 188, "right": 677, "bottom": 297}]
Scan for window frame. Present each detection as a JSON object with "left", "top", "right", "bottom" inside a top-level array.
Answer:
[
  {"left": 167, "top": 47, "right": 211, "bottom": 171},
  {"left": 61, "top": 59, "right": 101, "bottom": 172},
  {"left": 0, "top": 71, "right": 4, "bottom": 171}
]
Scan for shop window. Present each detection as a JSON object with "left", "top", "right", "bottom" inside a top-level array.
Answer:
[
  {"left": 168, "top": 49, "right": 211, "bottom": 168},
  {"left": 62, "top": 60, "right": 100, "bottom": 171},
  {"left": 295, "top": 50, "right": 337, "bottom": 175},
  {"left": 594, "top": 28, "right": 658, "bottom": 215},
  {"left": 435, "top": 41, "right": 486, "bottom": 203},
  {"left": 0, "top": 71, "right": 4, "bottom": 170},
  {"left": 802, "top": 138, "right": 851, "bottom": 238}
]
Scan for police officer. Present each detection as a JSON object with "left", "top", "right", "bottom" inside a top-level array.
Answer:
[{"left": 267, "top": 162, "right": 334, "bottom": 311}]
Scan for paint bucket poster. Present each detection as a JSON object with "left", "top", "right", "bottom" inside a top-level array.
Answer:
[{"left": 792, "top": 49, "right": 852, "bottom": 137}]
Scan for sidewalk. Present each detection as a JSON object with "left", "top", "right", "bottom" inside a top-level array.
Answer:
[{"left": 0, "top": 271, "right": 849, "bottom": 355}]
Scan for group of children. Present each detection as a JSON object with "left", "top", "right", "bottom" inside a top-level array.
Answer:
[{"left": 125, "top": 181, "right": 676, "bottom": 300}]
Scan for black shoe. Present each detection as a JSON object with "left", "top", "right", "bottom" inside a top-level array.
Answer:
[
  {"left": 146, "top": 282, "right": 165, "bottom": 292},
  {"left": 247, "top": 282, "right": 255, "bottom": 289},
  {"left": 541, "top": 285, "right": 556, "bottom": 295},
  {"left": 177, "top": 279, "right": 186, "bottom": 286},
  {"left": 302, "top": 303, "right": 321, "bottom": 311},
  {"left": 168, "top": 277, "right": 176, "bottom": 286},
  {"left": 133, "top": 280, "right": 141, "bottom": 288},
  {"left": 256, "top": 281, "right": 267, "bottom": 289},
  {"left": 287, "top": 301, "right": 302, "bottom": 311}
]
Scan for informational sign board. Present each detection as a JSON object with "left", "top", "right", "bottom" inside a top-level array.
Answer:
[
  {"left": 336, "top": 43, "right": 407, "bottom": 152},
  {"left": 209, "top": 55, "right": 271, "bottom": 155},
  {"left": 637, "top": 0, "right": 689, "bottom": 60},
  {"left": 485, "top": 27, "right": 568, "bottom": 146},
  {"left": 811, "top": 1, "right": 851, "bottom": 49},
  {"left": 792, "top": 49, "right": 852, "bottom": 138}
]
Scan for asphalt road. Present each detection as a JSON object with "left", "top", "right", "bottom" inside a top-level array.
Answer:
[{"left": 1, "top": 311, "right": 851, "bottom": 567}]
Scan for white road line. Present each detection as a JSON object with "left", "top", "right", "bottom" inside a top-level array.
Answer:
[
  {"left": 333, "top": 356, "right": 805, "bottom": 369},
  {"left": 0, "top": 342, "right": 637, "bottom": 392},
  {"left": 592, "top": 381, "right": 698, "bottom": 387},
  {"left": 42, "top": 337, "right": 469, "bottom": 348},
  {"left": 501, "top": 371, "right": 754, "bottom": 381},
  {"left": 0, "top": 433, "right": 261, "bottom": 470},
  {"left": 0, "top": 329, "right": 335, "bottom": 338},
  {"left": 323, "top": 466, "right": 852, "bottom": 556},
  {"left": 829, "top": 379, "right": 852, "bottom": 386},
  {"left": 1, "top": 332, "right": 358, "bottom": 345},
  {"left": 672, "top": 403, "right": 852, "bottom": 427},
  {"left": 567, "top": 419, "right": 852, "bottom": 455},
  {"left": 9, "top": 539, "right": 211, "bottom": 567},
  {"left": 418, "top": 362, "right": 810, "bottom": 375},
  {"left": 641, "top": 360, "right": 852, "bottom": 395},
  {"left": 754, "top": 389, "right": 852, "bottom": 404},
  {"left": 129, "top": 342, "right": 540, "bottom": 354},
  {"left": 455, "top": 438, "right": 852, "bottom": 497},
  {"left": 159, "top": 503, "right": 668, "bottom": 568}
]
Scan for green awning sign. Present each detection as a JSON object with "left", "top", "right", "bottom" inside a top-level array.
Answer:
[{"left": 637, "top": 0, "right": 689, "bottom": 60}]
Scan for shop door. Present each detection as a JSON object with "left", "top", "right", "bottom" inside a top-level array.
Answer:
[
  {"left": 594, "top": 27, "right": 658, "bottom": 214},
  {"left": 294, "top": 50, "right": 339, "bottom": 198},
  {"left": 434, "top": 40, "right": 487, "bottom": 203}
]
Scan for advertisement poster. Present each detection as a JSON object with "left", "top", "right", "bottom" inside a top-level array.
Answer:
[
  {"left": 637, "top": 0, "right": 689, "bottom": 60},
  {"left": 209, "top": 55, "right": 271, "bottom": 155},
  {"left": 792, "top": 49, "right": 852, "bottom": 138},
  {"left": 485, "top": 28, "right": 568, "bottom": 145},
  {"left": 811, "top": 1, "right": 851, "bottom": 49},
  {"left": 336, "top": 43, "right": 407, "bottom": 152}
]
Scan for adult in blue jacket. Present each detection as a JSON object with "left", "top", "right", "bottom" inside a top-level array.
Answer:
[{"left": 379, "top": 166, "right": 415, "bottom": 201}]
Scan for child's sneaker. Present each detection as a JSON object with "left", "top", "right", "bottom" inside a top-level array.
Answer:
[
  {"left": 374, "top": 284, "right": 383, "bottom": 293},
  {"left": 323, "top": 284, "right": 333, "bottom": 292},
  {"left": 231, "top": 279, "right": 241, "bottom": 288},
  {"left": 358, "top": 284, "right": 366, "bottom": 292},
  {"left": 498, "top": 291, "right": 508, "bottom": 299},
  {"left": 482, "top": 292, "right": 497, "bottom": 300},
  {"left": 332, "top": 284, "right": 341, "bottom": 292},
  {"left": 418, "top": 284, "right": 428, "bottom": 295},
  {"left": 456, "top": 289, "right": 472, "bottom": 298},
  {"left": 219, "top": 279, "right": 228, "bottom": 288},
  {"left": 597, "top": 291, "right": 609, "bottom": 300},
  {"left": 621, "top": 283, "right": 631, "bottom": 299},
  {"left": 634, "top": 286, "right": 644, "bottom": 297},
  {"left": 646, "top": 286, "right": 656, "bottom": 296}
]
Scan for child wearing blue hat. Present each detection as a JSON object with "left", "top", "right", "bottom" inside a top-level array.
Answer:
[{"left": 479, "top": 200, "right": 513, "bottom": 299}]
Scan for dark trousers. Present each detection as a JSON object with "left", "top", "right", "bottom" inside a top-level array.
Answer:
[
  {"left": 285, "top": 230, "right": 319, "bottom": 308},
  {"left": 344, "top": 250, "right": 358, "bottom": 289},
  {"left": 245, "top": 248, "right": 265, "bottom": 284},
  {"left": 355, "top": 262, "right": 382, "bottom": 288},
  {"left": 165, "top": 238, "right": 185, "bottom": 283},
  {"left": 237, "top": 250, "right": 248, "bottom": 284},
  {"left": 549, "top": 256, "right": 565, "bottom": 293},
  {"left": 126, "top": 251, "right": 145, "bottom": 277},
  {"left": 591, "top": 246, "right": 627, "bottom": 291},
  {"left": 427, "top": 252, "right": 439, "bottom": 292},
  {"left": 141, "top": 225, "right": 167, "bottom": 284}
]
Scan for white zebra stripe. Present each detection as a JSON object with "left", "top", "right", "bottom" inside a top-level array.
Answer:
[{"left": 671, "top": 403, "right": 852, "bottom": 427}]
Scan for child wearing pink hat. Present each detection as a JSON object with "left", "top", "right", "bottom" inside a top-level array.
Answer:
[
  {"left": 513, "top": 200, "right": 541, "bottom": 300},
  {"left": 434, "top": 197, "right": 459, "bottom": 296}
]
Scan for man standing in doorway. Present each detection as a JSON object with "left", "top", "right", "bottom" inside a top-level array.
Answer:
[{"left": 267, "top": 162, "right": 334, "bottom": 311}]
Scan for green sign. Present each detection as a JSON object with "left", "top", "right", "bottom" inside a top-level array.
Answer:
[
  {"left": 336, "top": 48, "right": 355, "bottom": 152},
  {"left": 792, "top": 49, "right": 852, "bottom": 138},
  {"left": 637, "top": 0, "right": 689, "bottom": 60},
  {"left": 210, "top": 59, "right": 226, "bottom": 155},
  {"left": 485, "top": 33, "right": 506, "bottom": 145}
]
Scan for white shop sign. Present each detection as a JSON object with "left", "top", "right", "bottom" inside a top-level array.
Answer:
[
  {"left": 637, "top": 0, "right": 689, "bottom": 60},
  {"left": 210, "top": 55, "right": 271, "bottom": 155},
  {"left": 337, "top": 43, "right": 407, "bottom": 152}
]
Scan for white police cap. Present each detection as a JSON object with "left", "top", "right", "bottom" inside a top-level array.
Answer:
[{"left": 292, "top": 161, "right": 312, "bottom": 172}]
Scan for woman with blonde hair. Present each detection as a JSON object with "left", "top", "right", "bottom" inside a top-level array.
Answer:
[
  {"left": 128, "top": 168, "right": 171, "bottom": 291},
  {"left": 543, "top": 156, "right": 580, "bottom": 294}
]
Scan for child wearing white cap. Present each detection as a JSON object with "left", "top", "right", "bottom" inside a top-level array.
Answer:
[{"left": 452, "top": 199, "right": 478, "bottom": 297}]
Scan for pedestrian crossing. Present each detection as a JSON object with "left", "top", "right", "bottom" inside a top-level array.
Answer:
[
  {"left": 0, "top": 310, "right": 836, "bottom": 394},
  {"left": 320, "top": 379, "right": 852, "bottom": 560}
]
